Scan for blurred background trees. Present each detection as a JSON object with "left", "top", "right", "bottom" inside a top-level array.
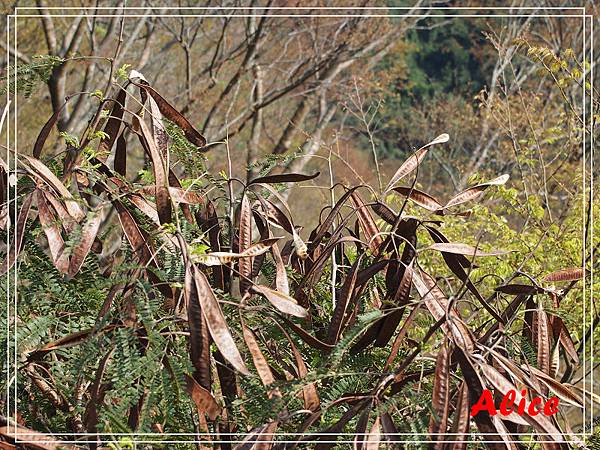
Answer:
[{"left": 2, "top": 1, "right": 597, "bottom": 211}]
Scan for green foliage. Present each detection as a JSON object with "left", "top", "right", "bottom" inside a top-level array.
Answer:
[
  {"left": 0, "top": 55, "right": 64, "bottom": 97},
  {"left": 247, "top": 149, "right": 304, "bottom": 178},
  {"left": 116, "top": 64, "right": 132, "bottom": 81},
  {"left": 0, "top": 217, "right": 196, "bottom": 438},
  {"left": 399, "top": 17, "right": 488, "bottom": 102},
  {"left": 59, "top": 130, "right": 79, "bottom": 148},
  {"left": 165, "top": 120, "right": 226, "bottom": 195},
  {"left": 327, "top": 309, "right": 382, "bottom": 369},
  {"left": 439, "top": 189, "right": 598, "bottom": 336},
  {"left": 166, "top": 120, "right": 205, "bottom": 172}
]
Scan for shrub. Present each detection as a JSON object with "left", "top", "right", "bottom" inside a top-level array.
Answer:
[{"left": 0, "top": 69, "right": 589, "bottom": 449}]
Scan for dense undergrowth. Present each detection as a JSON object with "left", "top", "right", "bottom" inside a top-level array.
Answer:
[{"left": 0, "top": 65, "right": 596, "bottom": 450}]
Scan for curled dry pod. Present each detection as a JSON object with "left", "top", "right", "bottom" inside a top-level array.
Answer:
[
  {"left": 385, "top": 133, "right": 449, "bottom": 192},
  {"left": 183, "top": 261, "right": 211, "bottom": 390},
  {"left": 350, "top": 191, "right": 383, "bottom": 255},
  {"left": 450, "top": 382, "right": 470, "bottom": 450},
  {"left": 365, "top": 416, "right": 381, "bottom": 450},
  {"left": 424, "top": 242, "right": 510, "bottom": 257},
  {"left": 248, "top": 172, "right": 320, "bottom": 185},
  {"left": 241, "top": 321, "right": 277, "bottom": 388},
  {"left": 270, "top": 318, "right": 320, "bottom": 411},
  {"left": 526, "top": 365, "right": 583, "bottom": 408},
  {"left": 557, "top": 321, "right": 579, "bottom": 364},
  {"left": 0, "top": 192, "right": 33, "bottom": 275},
  {"left": 33, "top": 99, "right": 71, "bottom": 158},
  {"left": 233, "top": 420, "right": 278, "bottom": 450},
  {"left": 192, "top": 238, "right": 280, "bottom": 266},
  {"left": 251, "top": 285, "right": 308, "bottom": 318},
  {"left": 371, "top": 201, "right": 396, "bottom": 225},
  {"left": 353, "top": 409, "right": 370, "bottom": 450},
  {"left": 193, "top": 266, "right": 249, "bottom": 375},
  {"left": 411, "top": 268, "right": 475, "bottom": 352},
  {"left": 328, "top": 256, "right": 362, "bottom": 344},
  {"left": 68, "top": 209, "right": 104, "bottom": 278},
  {"left": 97, "top": 88, "right": 126, "bottom": 161},
  {"left": 536, "top": 302, "right": 551, "bottom": 375},
  {"left": 257, "top": 197, "right": 294, "bottom": 235},
  {"left": 293, "top": 229, "right": 308, "bottom": 260},
  {"left": 184, "top": 374, "right": 221, "bottom": 421},
  {"left": 240, "top": 237, "right": 281, "bottom": 257},
  {"left": 132, "top": 114, "right": 172, "bottom": 225},
  {"left": 429, "top": 339, "right": 450, "bottom": 439},
  {"left": 310, "top": 186, "right": 360, "bottom": 249},
  {"left": 114, "top": 131, "right": 127, "bottom": 177},
  {"left": 279, "top": 316, "right": 334, "bottom": 350},
  {"left": 140, "top": 186, "right": 205, "bottom": 205},
  {"left": 392, "top": 186, "right": 443, "bottom": 211},
  {"left": 36, "top": 189, "right": 69, "bottom": 274},
  {"left": 129, "top": 73, "right": 206, "bottom": 148},
  {"left": 22, "top": 155, "right": 85, "bottom": 221},
  {"left": 445, "top": 174, "right": 509, "bottom": 209},
  {"left": 238, "top": 194, "right": 253, "bottom": 293},
  {"left": 113, "top": 200, "right": 153, "bottom": 265},
  {"left": 543, "top": 267, "right": 586, "bottom": 282},
  {"left": 31, "top": 328, "right": 96, "bottom": 357},
  {"left": 271, "top": 242, "right": 290, "bottom": 295},
  {"left": 495, "top": 284, "right": 546, "bottom": 295},
  {"left": 0, "top": 423, "right": 78, "bottom": 449},
  {"left": 380, "top": 413, "right": 399, "bottom": 444},
  {"left": 475, "top": 361, "right": 565, "bottom": 443}
]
